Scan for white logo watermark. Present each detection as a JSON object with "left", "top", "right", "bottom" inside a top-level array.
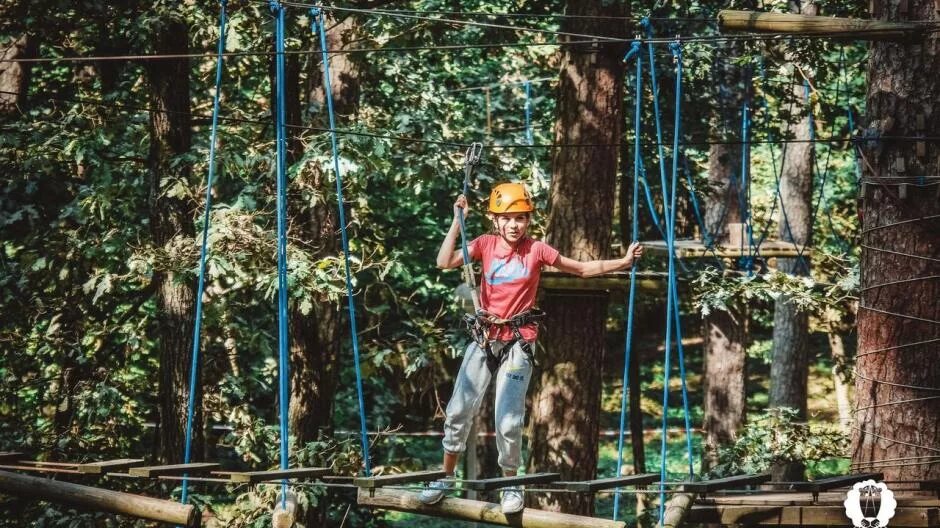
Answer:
[{"left": 843, "top": 480, "right": 897, "bottom": 528}]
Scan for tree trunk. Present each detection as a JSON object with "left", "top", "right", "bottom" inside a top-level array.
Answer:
[
  {"left": 852, "top": 0, "right": 940, "bottom": 482},
  {"left": 827, "top": 331, "right": 852, "bottom": 431},
  {"left": 0, "top": 35, "right": 35, "bottom": 115},
  {"left": 769, "top": 0, "right": 817, "bottom": 483},
  {"left": 288, "top": 9, "right": 365, "bottom": 447},
  {"left": 291, "top": 12, "right": 365, "bottom": 527},
  {"left": 701, "top": 31, "right": 750, "bottom": 468},
  {"left": 527, "top": 1, "right": 627, "bottom": 515},
  {"left": 146, "top": 14, "right": 199, "bottom": 465}
]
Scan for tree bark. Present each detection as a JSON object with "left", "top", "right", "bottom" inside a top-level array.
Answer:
[
  {"left": 827, "top": 331, "right": 852, "bottom": 431},
  {"left": 145, "top": 13, "right": 199, "bottom": 465},
  {"left": 0, "top": 35, "right": 35, "bottom": 116},
  {"left": 769, "top": 0, "right": 817, "bottom": 483},
  {"left": 701, "top": 30, "right": 751, "bottom": 469},
  {"left": 527, "top": 1, "right": 628, "bottom": 516},
  {"left": 288, "top": 9, "right": 365, "bottom": 447},
  {"left": 852, "top": 0, "right": 940, "bottom": 482}
]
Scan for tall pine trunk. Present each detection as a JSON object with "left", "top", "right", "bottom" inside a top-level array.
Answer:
[
  {"left": 852, "top": 0, "right": 940, "bottom": 482},
  {"left": 701, "top": 32, "right": 750, "bottom": 468},
  {"left": 768, "top": 0, "right": 816, "bottom": 483},
  {"left": 288, "top": 11, "right": 363, "bottom": 447},
  {"left": 146, "top": 13, "right": 199, "bottom": 464},
  {"left": 526, "top": 0, "right": 627, "bottom": 515}
]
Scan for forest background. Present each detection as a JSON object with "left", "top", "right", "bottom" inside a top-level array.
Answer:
[{"left": 0, "top": 0, "right": 898, "bottom": 526}]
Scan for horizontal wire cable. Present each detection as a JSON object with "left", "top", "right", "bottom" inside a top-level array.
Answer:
[
  {"left": 854, "top": 394, "right": 940, "bottom": 412},
  {"left": 8, "top": 90, "right": 913, "bottom": 151},
  {"left": 860, "top": 244, "right": 940, "bottom": 263},
  {"left": 850, "top": 459, "right": 940, "bottom": 470},
  {"left": 856, "top": 372, "right": 940, "bottom": 392},
  {"left": 856, "top": 337, "right": 940, "bottom": 358},
  {"left": 857, "top": 305, "right": 940, "bottom": 325},
  {"left": 850, "top": 454, "right": 940, "bottom": 465},
  {"left": 851, "top": 425, "right": 940, "bottom": 453},
  {"left": 860, "top": 214, "right": 940, "bottom": 235},
  {"left": 860, "top": 275, "right": 940, "bottom": 292}
]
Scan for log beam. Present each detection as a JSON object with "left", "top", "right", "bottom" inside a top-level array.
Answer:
[
  {"left": 0, "top": 469, "right": 200, "bottom": 527},
  {"left": 717, "top": 10, "right": 925, "bottom": 41},
  {"left": 659, "top": 492, "right": 696, "bottom": 528},
  {"left": 358, "top": 487, "right": 626, "bottom": 528}
]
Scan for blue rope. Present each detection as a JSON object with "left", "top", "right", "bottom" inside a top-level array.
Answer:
[
  {"left": 667, "top": 39, "right": 694, "bottom": 481},
  {"left": 180, "top": 0, "right": 227, "bottom": 506},
  {"left": 311, "top": 8, "right": 373, "bottom": 476},
  {"left": 271, "top": 1, "right": 291, "bottom": 505},
  {"left": 656, "top": 38, "right": 696, "bottom": 525},
  {"left": 613, "top": 39, "right": 642, "bottom": 522},
  {"left": 640, "top": 18, "right": 672, "bottom": 225},
  {"left": 740, "top": 102, "right": 754, "bottom": 274}
]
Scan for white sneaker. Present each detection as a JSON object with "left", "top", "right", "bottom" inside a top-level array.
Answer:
[
  {"left": 418, "top": 478, "right": 454, "bottom": 505},
  {"left": 500, "top": 488, "right": 524, "bottom": 514}
]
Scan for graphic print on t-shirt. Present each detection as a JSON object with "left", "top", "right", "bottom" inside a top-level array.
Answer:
[{"left": 484, "top": 255, "right": 530, "bottom": 286}]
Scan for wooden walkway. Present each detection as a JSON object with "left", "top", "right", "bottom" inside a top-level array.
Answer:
[
  {"left": 643, "top": 238, "right": 809, "bottom": 259},
  {"left": 689, "top": 491, "right": 940, "bottom": 527}
]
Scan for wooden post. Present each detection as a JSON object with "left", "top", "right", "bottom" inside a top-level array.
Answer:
[
  {"left": 358, "top": 487, "right": 626, "bottom": 528},
  {"left": 658, "top": 492, "right": 696, "bottom": 528},
  {"left": 271, "top": 490, "right": 299, "bottom": 528},
  {"left": 717, "top": 10, "right": 924, "bottom": 41},
  {"left": 0, "top": 469, "right": 200, "bottom": 527}
]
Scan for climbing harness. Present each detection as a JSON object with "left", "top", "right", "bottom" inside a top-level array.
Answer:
[{"left": 463, "top": 309, "right": 545, "bottom": 374}]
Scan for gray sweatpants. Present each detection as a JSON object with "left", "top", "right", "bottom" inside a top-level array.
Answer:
[{"left": 442, "top": 340, "right": 533, "bottom": 471}]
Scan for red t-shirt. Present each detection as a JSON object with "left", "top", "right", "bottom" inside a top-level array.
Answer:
[{"left": 468, "top": 234, "right": 560, "bottom": 341}]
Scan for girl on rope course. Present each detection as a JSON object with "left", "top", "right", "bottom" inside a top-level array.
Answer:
[{"left": 420, "top": 182, "right": 644, "bottom": 514}]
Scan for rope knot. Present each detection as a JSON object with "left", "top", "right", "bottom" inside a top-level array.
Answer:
[
  {"left": 640, "top": 17, "right": 651, "bottom": 30},
  {"left": 310, "top": 7, "right": 322, "bottom": 35},
  {"left": 268, "top": 0, "right": 281, "bottom": 14},
  {"left": 623, "top": 39, "right": 642, "bottom": 62},
  {"left": 218, "top": 0, "right": 227, "bottom": 6},
  {"left": 669, "top": 40, "right": 682, "bottom": 60}
]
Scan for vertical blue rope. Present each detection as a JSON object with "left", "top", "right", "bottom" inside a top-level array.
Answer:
[
  {"left": 312, "top": 8, "right": 372, "bottom": 476},
  {"left": 180, "top": 0, "right": 227, "bottom": 507},
  {"left": 271, "top": 1, "right": 291, "bottom": 506},
  {"left": 640, "top": 18, "right": 671, "bottom": 224},
  {"left": 613, "top": 40, "right": 642, "bottom": 522},
  {"left": 667, "top": 40, "right": 694, "bottom": 482}
]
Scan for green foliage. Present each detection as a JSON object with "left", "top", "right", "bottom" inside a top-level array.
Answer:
[{"left": 710, "top": 408, "right": 848, "bottom": 478}]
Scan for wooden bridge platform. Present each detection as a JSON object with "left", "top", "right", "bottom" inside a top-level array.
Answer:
[{"left": 688, "top": 491, "right": 940, "bottom": 527}]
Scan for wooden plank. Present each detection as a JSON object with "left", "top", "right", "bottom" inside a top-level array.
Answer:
[
  {"left": 679, "top": 473, "right": 771, "bottom": 493},
  {"left": 563, "top": 473, "right": 659, "bottom": 492},
  {"left": 643, "top": 239, "right": 809, "bottom": 259},
  {"left": 127, "top": 462, "right": 220, "bottom": 478},
  {"left": 0, "top": 464, "right": 80, "bottom": 475},
  {"left": 717, "top": 9, "right": 925, "bottom": 42},
  {"left": 77, "top": 459, "right": 146, "bottom": 475},
  {"left": 0, "top": 452, "right": 24, "bottom": 463},
  {"left": 689, "top": 504, "right": 940, "bottom": 527},
  {"left": 791, "top": 472, "right": 883, "bottom": 494},
  {"left": 540, "top": 270, "right": 667, "bottom": 293},
  {"left": 17, "top": 460, "right": 79, "bottom": 468},
  {"left": 354, "top": 470, "right": 447, "bottom": 489},
  {"left": 358, "top": 487, "right": 626, "bottom": 528},
  {"left": 0, "top": 469, "right": 199, "bottom": 527},
  {"left": 921, "top": 480, "right": 940, "bottom": 498},
  {"left": 462, "top": 473, "right": 560, "bottom": 492},
  {"left": 220, "top": 467, "right": 332, "bottom": 483}
]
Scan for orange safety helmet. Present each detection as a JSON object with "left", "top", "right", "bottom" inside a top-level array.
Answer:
[{"left": 488, "top": 182, "right": 534, "bottom": 214}]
